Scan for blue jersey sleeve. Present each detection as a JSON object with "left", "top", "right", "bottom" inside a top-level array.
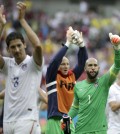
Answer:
[
  {"left": 73, "top": 47, "right": 88, "bottom": 80},
  {"left": 46, "top": 45, "right": 69, "bottom": 83}
]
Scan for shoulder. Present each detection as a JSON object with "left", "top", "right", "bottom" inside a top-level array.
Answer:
[
  {"left": 109, "top": 83, "right": 118, "bottom": 92},
  {"left": 75, "top": 80, "right": 86, "bottom": 87}
]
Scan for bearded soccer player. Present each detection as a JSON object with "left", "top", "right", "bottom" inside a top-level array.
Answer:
[
  {"left": 67, "top": 33, "right": 120, "bottom": 134},
  {"left": 45, "top": 27, "right": 88, "bottom": 134}
]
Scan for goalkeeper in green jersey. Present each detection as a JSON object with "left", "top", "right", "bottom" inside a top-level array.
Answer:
[{"left": 67, "top": 33, "right": 120, "bottom": 134}]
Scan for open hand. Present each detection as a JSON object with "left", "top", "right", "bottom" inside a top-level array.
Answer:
[
  {"left": 0, "top": 5, "right": 6, "bottom": 26},
  {"left": 17, "top": 2, "right": 27, "bottom": 20}
]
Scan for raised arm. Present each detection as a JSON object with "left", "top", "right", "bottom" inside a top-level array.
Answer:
[
  {"left": 46, "top": 26, "right": 75, "bottom": 83},
  {"left": 107, "top": 33, "right": 120, "bottom": 86},
  {"left": 72, "top": 32, "right": 88, "bottom": 80},
  {"left": 0, "top": 5, "right": 6, "bottom": 69},
  {"left": 17, "top": 2, "right": 43, "bottom": 66}
]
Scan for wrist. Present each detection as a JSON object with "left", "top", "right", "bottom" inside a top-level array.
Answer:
[
  {"left": 65, "top": 41, "right": 70, "bottom": 47},
  {"left": 79, "top": 42, "right": 85, "bottom": 47},
  {"left": 113, "top": 44, "right": 120, "bottom": 50},
  {"left": 19, "top": 18, "right": 25, "bottom": 23}
]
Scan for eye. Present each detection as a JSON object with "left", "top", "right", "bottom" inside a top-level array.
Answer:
[{"left": 17, "top": 44, "right": 22, "bottom": 47}]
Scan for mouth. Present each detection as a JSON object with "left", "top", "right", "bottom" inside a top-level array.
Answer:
[
  {"left": 63, "top": 69, "right": 68, "bottom": 74},
  {"left": 90, "top": 71, "right": 96, "bottom": 75},
  {"left": 15, "top": 53, "right": 20, "bottom": 57}
]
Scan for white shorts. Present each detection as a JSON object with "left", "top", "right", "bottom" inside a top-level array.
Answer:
[
  {"left": 3, "top": 120, "right": 41, "bottom": 134},
  {"left": 107, "top": 129, "right": 120, "bottom": 134}
]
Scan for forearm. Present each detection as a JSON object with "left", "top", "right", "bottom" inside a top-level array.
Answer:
[
  {"left": 114, "top": 50, "right": 120, "bottom": 69},
  {"left": 38, "top": 88, "right": 48, "bottom": 104},
  {"left": 33, "top": 46, "right": 43, "bottom": 66},
  {"left": 0, "top": 24, "right": 5, "bottom": 40},
  {"left": 68, "top": 106, "right": 78, "bottom": 119},
  {"left": 73, "top": 47, "right": 88, "bottom": 79},
  {"left": 20, "top": 19, "right": 40, "bottom": 48},
  {"left": 109, "top": 50, "right": 120, "bottom": 84},
  {"left": 0, "top": 90, "right": 5, "bottom": 99},
  {"left": 109, "top": 101, "right": 120, "bottom": 111},
  {"left": 47, "top": 45, "right": 68, "bottom": 76}
]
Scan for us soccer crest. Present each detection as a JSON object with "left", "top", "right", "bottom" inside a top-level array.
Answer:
[
  {"left": 94, "top": 82, "right": 98, "bottom": 87},
  {"left": 22, "top": 64, "right": 27, "bottom": 71}
]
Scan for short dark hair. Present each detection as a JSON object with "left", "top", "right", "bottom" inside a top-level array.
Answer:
[{"left": 6, "top": 32, "right": 25, "bottom": 47}]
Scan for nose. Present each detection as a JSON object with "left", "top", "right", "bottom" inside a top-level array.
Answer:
[
  {"left": 64, "top": 64, "right": 69, "bottom": 68},
  {"left": 91, "top": 65, "right": 95, "bottom": 69},
  {"left": 15, "top": 47, "right": 19, "bottom": 52}
]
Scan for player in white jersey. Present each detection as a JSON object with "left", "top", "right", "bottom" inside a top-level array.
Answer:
[
  {"left": 107, "top": 73, "right": 120, "bottom": 134},
  {"left": 0, "top": 2, "right": 44, "bottom": 134}
]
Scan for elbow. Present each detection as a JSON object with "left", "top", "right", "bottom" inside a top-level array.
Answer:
[
  {"left": 111, "top": 106, "right": 118, "bottom": 112},
  {"left": 33, "top": 46, "right": 43, "bottom": 66},
  {"left": 44, "top": 97, "right": 48, "bottom": 104}
]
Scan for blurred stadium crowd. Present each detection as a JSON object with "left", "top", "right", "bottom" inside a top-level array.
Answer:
[{"left": 0, "top": 0, "right": 120, "bottom": 133}]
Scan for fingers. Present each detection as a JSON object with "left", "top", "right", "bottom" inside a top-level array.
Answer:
[
  {"left": 79, "top": 32, "right": 82, "bottom": 38},
  {"left": 68, "top": 26, "right": 74, "bottom": 32},
  {"left": 61, "top": 123, "right": 66, "bottom": 130},
  {"left": 0, "top": 5, "right": 4, "bottom": 14},
  {"left": 112, "top": 38, "right": 120, "bottom": 43},
  {"left": 0, "top": 5, "right": 6, "bottom": 25},
  {"left": 109, "top": 33, "right": 113, "bottom": 40},
  {"left": 109, "top": 33, "right": 120, "bottom": 46},
  {"left": 17, "top": 2, "right": 26, "bottom": 10}
]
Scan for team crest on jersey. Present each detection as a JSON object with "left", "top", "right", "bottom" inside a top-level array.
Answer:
[
  {"left": 79, "top": 88, "right": 83, "bottom": 91},
  {"left": 94, "top": 82, "right": 98, "bottom": 87},
  {"left": 22, "top": 64, "right": 27, "bottom": 71}
]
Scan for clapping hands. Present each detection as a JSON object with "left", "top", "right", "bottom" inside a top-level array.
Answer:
[{"left": 66, "top": 26, "right": 85, "bottom": 47}]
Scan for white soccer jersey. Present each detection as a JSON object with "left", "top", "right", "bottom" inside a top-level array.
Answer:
[
  {"left": 107, "top": 83, "right": 120, "bottom": 132},
  {"left": 1, "top": 55, "right": 44, "bottom": 122}
]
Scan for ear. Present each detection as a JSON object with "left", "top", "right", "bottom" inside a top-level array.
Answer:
[
  {"left": 84, "top": 66, "right": 86, "bottom": 72},
  {"left": 7, "top": 47, "right": 10, "bottom": 53},
  {"left": 24, "top": 43, "right": 27, "bottom": 48},
  {"left": 58, "top": 66, "right": 60, "bottom": 71}
]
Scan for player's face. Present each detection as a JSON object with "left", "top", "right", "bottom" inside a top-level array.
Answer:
[
  {"left": 58, "top": 57, "right": 70, "bottom": 75},
  {"left": 85, "top": 58, "right": 99, "bottom": 79},
  {"left": 7, "top": 39, "right": 26, "bottom": 64}
]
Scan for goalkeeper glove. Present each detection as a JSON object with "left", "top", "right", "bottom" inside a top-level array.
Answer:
[
  {"left": 65, "top": 26, "right": 74, "bottom": 47},
  {"left": 109, "top": 33, "right": 120, "bottom": 50},
  {"left": 72, "top": 30, "right": 85, "bottom": 47}
]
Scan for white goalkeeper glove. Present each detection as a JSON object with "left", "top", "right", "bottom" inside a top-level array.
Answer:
[
  {"left": 72, "top": 30, "right": 85, "bottom": 47},
  {"left": 109, "top": 33, "right": 120, "bottom": 50},
  {"left": 65, "top": 26, "right": 74, "bottom": 47}
]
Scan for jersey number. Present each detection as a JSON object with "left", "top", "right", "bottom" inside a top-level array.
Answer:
[
  {"left": 88, "top": 95, "right": 91, "bottom": 104},
  {"left": 13, "top": 77, "right": 19, "bottom": 87}
]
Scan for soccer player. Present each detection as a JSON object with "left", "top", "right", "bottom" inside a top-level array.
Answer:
[
  {"left": 45, "top": 26, "right": 88, "bottom": 134},
  {"left": 107, "top": 73, "right": 120, "bottom": 134},
  {"left": 67, "top": 33, "right": 120, "bottom": 134},
  {"left": 0, "top": 2, "right": 44, "bottom": 134}
]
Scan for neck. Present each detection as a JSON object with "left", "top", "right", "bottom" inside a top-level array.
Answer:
[
  {"left": 116, "top": 81, "right": 120, "bottom": 86},
  {"left": 86, "top": 77, "right": 97, "bottom": 83},
  {"left": 15, "top": 54, "right": 26, "bottom": 65}
]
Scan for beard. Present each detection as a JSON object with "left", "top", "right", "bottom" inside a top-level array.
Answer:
[{"left": 86, "top": 71, "right": 99, "bottom": 79}]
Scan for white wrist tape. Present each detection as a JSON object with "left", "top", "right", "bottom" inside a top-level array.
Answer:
[{"left": 65, "top": 41, "right": 70, "bottom": 47}]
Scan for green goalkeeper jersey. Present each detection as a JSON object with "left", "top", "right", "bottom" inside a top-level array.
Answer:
[{"left": 69, "top": 50, "right": 120, "bottom": 133}]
